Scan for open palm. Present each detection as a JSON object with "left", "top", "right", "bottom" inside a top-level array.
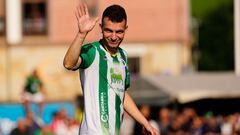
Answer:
[{"left": 75, "top": 3, "right": 99, "bottom": 34}]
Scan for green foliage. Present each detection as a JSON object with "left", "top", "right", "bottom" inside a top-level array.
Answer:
[
  {"left": 197, "top": 1, "right": 234, "bottom": 71},
  {"left": 191, "top": 0, "right": 231, "bottom": 19}
]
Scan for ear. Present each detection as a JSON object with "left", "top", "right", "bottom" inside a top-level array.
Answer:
[
  {"left": 125, "top": 25, "right": 128, "bottom": 30},
  {"left": 99, "top": 23, "right": 103, "bottom": 32}
]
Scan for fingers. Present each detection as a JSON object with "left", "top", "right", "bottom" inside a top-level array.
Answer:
[
  {"left": 80, "top": 2, "right": 86, "bottom": 16},
  {"left": 77, "top": 4, "right": 83, "bottom": 16},
  {"left": 150, "top": 130, "right": 155, "bottom": 135},
  {"left": 147, "top": 126, "right": 159, "bottom": 135},
  {"left": 76, "top": 2, "right": 87, "bottom": 17},
  {"left": 143, "top": 127, "right": 151, "bottom": 135},
  {"left": 75, "top": 11, "right": 80, "bottom": 22},
  {"left": 75, "top": 6, "right": 81, "bottom": 21},
  {"left": 83, "top": 3, "right": 89, "bottom": 16},
  {"left": 153, "top": 129, "right": 160, "bottom": 135},
  {"left": 94, "top": 17, "right": 100, "bottom": 23}
]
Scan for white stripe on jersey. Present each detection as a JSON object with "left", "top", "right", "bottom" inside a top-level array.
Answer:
[{"left": 80, "top": 49, "right": 102, "bottom": 135}]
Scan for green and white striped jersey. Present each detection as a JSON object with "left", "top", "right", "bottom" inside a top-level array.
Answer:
[{"left": 79, "top": 41, "right": 130, "bottom": 135}]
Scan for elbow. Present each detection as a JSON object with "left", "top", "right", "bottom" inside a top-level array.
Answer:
[{"left": 63, "top": 61, "right": 74, "bottom": 70}]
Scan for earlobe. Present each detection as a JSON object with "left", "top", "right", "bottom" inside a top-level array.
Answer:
[
  {"left": 125, "top": 25, "right": 128, "bottom": 30},
  {"left": 99, "top": 24, "right": 103, "bottom": 33}
]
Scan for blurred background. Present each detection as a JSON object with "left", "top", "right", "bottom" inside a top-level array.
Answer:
[{"left": 0, "top": 0, "right": 240, "bottom": 135}]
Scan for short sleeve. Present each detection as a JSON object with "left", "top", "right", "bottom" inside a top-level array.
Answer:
[{"left": 79, "top": 44, "right": 96, "bottom": 69}]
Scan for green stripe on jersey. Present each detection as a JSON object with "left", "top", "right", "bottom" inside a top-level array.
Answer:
[
  {"left": 112, "top": 55, "right": 119, "bottom": 63},
  {"left": 95, "top": 42, "right": 110, "bottom": 135},
  {"left": 119, "top": 49, "right": 130, "bottom": 90},
  {"left": 79, "top": 44, "right": 96, "bottom": 69},
  {"left": 112, "top": 55, "right": 121, "bottom": 135},
  {"left": 115, "top": 95, "right": 121, "bottom": 135}
]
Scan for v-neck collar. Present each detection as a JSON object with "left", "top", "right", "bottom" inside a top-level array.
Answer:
[{"left": 99, "top": 40, "right": 119, "bottom": 57}]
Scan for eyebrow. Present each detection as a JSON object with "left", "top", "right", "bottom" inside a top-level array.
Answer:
[
  {"left": 104, "top": 28, "right": 113, "bottom": 32},
  {"left": 116, "top": 30, "right": 124, "bottom": 33},
  {"left": 103, "top": 28, "right": 124, "bottom": 33}
]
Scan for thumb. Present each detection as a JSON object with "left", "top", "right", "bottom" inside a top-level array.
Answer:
[
  {"left": 94, "top": 17, "right": 99, "bottom": 23},
  {"left": 142, "top": 127, "right": 151, "bottom": 135}
]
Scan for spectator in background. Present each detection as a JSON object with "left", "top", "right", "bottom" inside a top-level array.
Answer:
[
  {"left": 133, "top": 104, "right": 151, "bottom": 135},
  {"left": 75, "top": 95, "right": 84, "bottom": 123},
  {"left": 35, "top": 125, "right": 53, "bottom": 135},
  {"left": 10, "top": 119, "right": 30, "bottom": 135},
  {"left": 50, "top": 108, "right": 69, "bottom": 135},
  {"left": 202, "top": 114, "right": 221, "bottom": 134},
  {"left": 181, "top": 108, "right": 196, "bottom": 132},
  {"left": 22, "top": 69, "right": 45, "bottom": 118},
  {"left": 66, "top": 118, "right": 79, "bottom": 135},
  {"left": 190, "top": 116, "right": 204, "bottom": 135},
  {"left": 25, "top": 111, "right": 41, "bottom": 135},
  {"left": 158, "top": 107, "right": 171, "bottom": 135},
  {"left": 168, "top": 114, "right": 187, "bottom": 135}
]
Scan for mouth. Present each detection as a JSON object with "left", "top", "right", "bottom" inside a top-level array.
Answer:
[
  {"left": 108, "top": 40, "right": 119, "bottom": 45},
  {"left": 109, "top": 42, "right": 118, "bottom": 44}
]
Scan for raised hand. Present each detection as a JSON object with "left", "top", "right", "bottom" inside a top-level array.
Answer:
[{"left": 75, "top": 2, "right": 99, "bottom": 34}]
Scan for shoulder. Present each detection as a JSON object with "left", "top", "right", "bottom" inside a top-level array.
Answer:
[
  {"left": 118, "top": 47, "right": 127, "bottom": 54},
  {"left": 82, "top": 41, "right": 101, "bottom": 51},
  {"left": 79, "top": 42, "right": 99, "bottom": 69},
  {"left": 81, "top": 43, "right": 95, "bottom": 51},
  {"left": 118, "top": 47, "right": 128, "bottom": 61},
  {"left": 81, "top": 42, "right": 98, "bottom": 55}
]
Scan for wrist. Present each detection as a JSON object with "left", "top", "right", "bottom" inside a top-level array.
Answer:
[
  {"left": 142, "top": 121, "right": 150, "bottom": 128},
  {"left": 77, "top": 32, "right": 87, "bottom": 39}
]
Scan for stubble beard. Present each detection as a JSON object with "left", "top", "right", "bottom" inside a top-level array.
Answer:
[{"left": 102, "top": 38, "right": 122, "bottom": 53}]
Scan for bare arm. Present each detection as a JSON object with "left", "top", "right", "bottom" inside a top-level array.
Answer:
[
  {"left": 124, "top": 91, "right": 160, "bottom": 135},
  {"left": 63, "top": 2, "right": 99, "bottom": 70},
  {"left": 63, "top": 33, "right": 86, "bottom": 70}
]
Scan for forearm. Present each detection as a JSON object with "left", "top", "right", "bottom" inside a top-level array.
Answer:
[
  {"left": 123, "top": 91, "right": 149, "bottom": 127},
  {"left": 63, "top": 32, "right": 87, "bottom": 70}
]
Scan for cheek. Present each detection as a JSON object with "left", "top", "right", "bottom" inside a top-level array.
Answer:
[
  {"left": 103, "top": 33, "right": 111, "bottom": 38},
  {"left": 118, "top": 34, "right": 125, "bottom": 39}
]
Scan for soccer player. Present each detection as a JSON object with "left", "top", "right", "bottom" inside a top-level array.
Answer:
[
  {"left": 22, "top": 69, "right": 45, "bottom": 118},
  {"left": 63, "top": 2, "right": 159, "bottom": 135}
]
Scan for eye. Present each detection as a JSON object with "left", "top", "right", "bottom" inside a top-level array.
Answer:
[
  {"left": 105, "top": 30, "right": 111, "bottom": 33},
  {"left": 116, "top": 30, "right": 124, "bottom": 34},
  {"left": 104, "top": 28, "right": 113, "bottom": 33}
]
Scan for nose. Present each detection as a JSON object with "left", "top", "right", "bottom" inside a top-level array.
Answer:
[{"left": 111, "top": 32, "right": 117, "bottom": 41}]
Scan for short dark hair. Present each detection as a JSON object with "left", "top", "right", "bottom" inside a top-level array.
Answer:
[{"left": 102, "top": 5, "right": 127, "bottom": 25}]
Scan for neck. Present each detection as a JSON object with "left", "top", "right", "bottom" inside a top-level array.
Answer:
[
  {"left": 100, "top": 40, "right": 118, "bottom": 55},
  {"left": 105, "top": 46, "right": 117, "bottom": 55}
]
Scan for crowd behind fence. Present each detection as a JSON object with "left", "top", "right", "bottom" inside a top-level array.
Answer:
[{"left": 1, "top": 104, "right": 240, "bottom": 135}]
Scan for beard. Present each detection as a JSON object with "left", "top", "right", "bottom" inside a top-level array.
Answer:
[{"left": 101, "top": 38, "right": 122, "bottom": 53}]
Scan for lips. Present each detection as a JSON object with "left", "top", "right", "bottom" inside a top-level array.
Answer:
[
  {"left": 108, "top": 40, "right": 119, "bottom": 45},
  {"left": 105, "top": 38, "right": 121, "bottom": 47},
  {"left": 109, "top": 42, "right": 118, "bottom": 44}
]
